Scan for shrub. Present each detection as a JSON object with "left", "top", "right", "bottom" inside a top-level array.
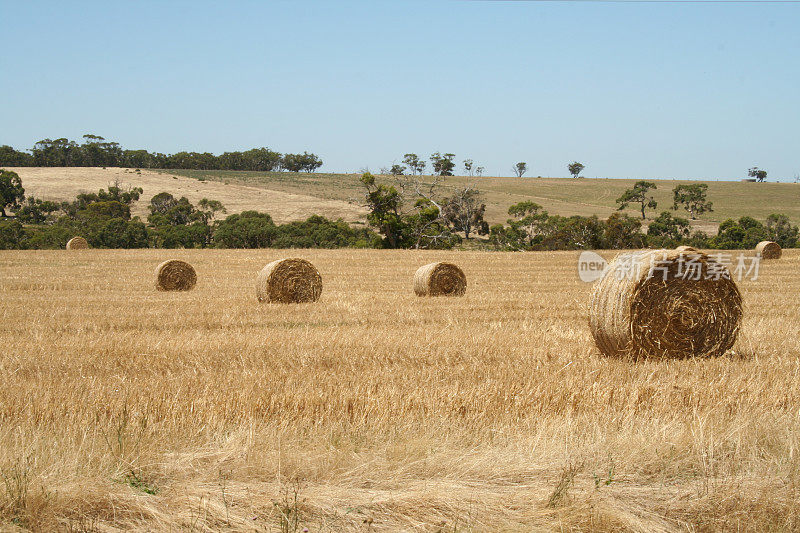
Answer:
[
  {"left": 765, "top": 214, "right": 799, "bottom": 248},
  {"left": 646, "top": 211, "right": 690, "bottom": 248},
  {"left": 273, "top": 215, "right": 377, "bottom": 249},
  {"left": 213, "top": 211, "right": 277, "bottom": 248},
  {"left": 0, "top": 219, "right": 25, "bottom": 249},
  {"left": 713, "top": 217, "right": 769, "bottom": 249},
  {"left": 603, "top": 213, "right": 644, "bottom": 249},
  {"left": 150, "top": 222, "right": 209, "bottom": 249}
]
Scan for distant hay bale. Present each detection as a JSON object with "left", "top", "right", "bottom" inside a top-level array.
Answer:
[
  {"left": 675, "top": 245, "right": 700, "bottom": 253},
  {"left": 755, "top": 241, "right": 781, "bottom": 259},
  {"left": 414, "top": 262, "right": 467, "bottom": 297},
  {"left": 155, "top": 260, "right": 197, "bottom": 291},
  {"left": 66, "top": 237, "right": 88, "bottom": 250},
  {"left": 256, "top": 258, "right": 322, "bottom": 303},
  {"left": 589, "top": 249, "right": 742, "bottom": 360}
]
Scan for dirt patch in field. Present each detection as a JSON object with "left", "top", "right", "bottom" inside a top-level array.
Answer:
[{"left": 6, "top": 167, "right": 367, "bottom": 224}]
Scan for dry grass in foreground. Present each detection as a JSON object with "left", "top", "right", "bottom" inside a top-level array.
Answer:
[{"left": 1, "top": 249, "right": 799, "bottom": 531}]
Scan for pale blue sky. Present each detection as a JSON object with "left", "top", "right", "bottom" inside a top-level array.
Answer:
[{"left": 2, "top": 1, "right": 799, "bottom": 180}]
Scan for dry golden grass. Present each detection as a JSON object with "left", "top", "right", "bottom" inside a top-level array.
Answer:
[{"left": 1, "top": 249, "right": 799, "bottom": 531}]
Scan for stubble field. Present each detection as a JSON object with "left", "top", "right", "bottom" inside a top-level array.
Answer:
[{"left": 1, "top": 249, "right": 799, "bottom": 531}]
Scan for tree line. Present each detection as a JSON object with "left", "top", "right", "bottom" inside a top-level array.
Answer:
[
  {"left": 384, "top": 154, "right": 586, "bottom": 179},
  {"left": 488, "top": 203, "right": 797, "bottom": 251},
  {"left": 0, "top": 135, "right": 323, "bottom": 172},
  {"left": 0, "top": 170, "right": 374, "bottom": 250},
  {"left": 1, "top": 169, "right": 796, "bottom": 251},
  {"left": 357, "top": 172, "right": 797, "bottom": 250}
]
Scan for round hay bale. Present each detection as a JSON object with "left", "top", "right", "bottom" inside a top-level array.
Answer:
[
  {"left": 256, "top": 258, "right": 322, "bottom": 303},
  {"left": 66, "top": 237, "right": 88, "bottom": 250},
  {"left": 675, "top": 245, "right": 700, "bottom": 253},
  {"left": 414, "top": 262, "right": 467, "bottom": 297},
  {"left": 589, "top": 249, "right": 742, "bottom": 360},
  {"left": 155, "top": 260, "right": 197, "bottom": 291},
  {"left": 755, "top": 240, "right": 781, "bottom": 259}
]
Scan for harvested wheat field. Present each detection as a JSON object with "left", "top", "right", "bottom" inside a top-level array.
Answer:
[{"left": 1, "top": 249, "right": 799, "bottom": 531}]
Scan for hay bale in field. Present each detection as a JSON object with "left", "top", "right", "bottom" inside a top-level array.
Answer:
[
  {"left": 155, "top": 260, "right": 197, "bottom": 291},
  {"left": 589, "top": 249, "right": 742, "bottom": 360},
  {"left": 675, "top": 245, "right": 700, "bottom": 253},
  {"left": 755, "top": 241, "right": 781, "bottom": 259},
  {"left": 256, "top": 258, "right": 322, "bottom": 303},
  {"left": 414, "top": 262, "right": 467, "bottom": 297},
  {"left": 66, "top": 237, "right": 88, "bottom": 250}
]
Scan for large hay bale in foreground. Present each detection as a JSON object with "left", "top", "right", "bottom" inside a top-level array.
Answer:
[
  {"left": 66, "top": 237, "right": 88, "bottom": 250},
  {"left": 755, "top": 241, "right": 781, "bottom": 259},
  {"left": 589, "top": 249, "right": 742, "bottom": 360},
  {"left": 414, "top": 262, "right": 467, "bottom": 297},
  {"left": 256, "top": 258, "right": 322, "bottom": 303},
  {"left": 155, "top": 260, "right": 197, "bottom": 291}
]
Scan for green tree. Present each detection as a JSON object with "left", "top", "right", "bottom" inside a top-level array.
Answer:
[
  {"left": 301, "top": 152, "right": 323, "bottom": 172},
  {"left": 23, "top": 223, "right": 72, "bottom": 249},
  {"left": 0, "top": 170, "right": 25, "bottom": 217},
  {"left": 32, "top": 138, "right": 82, "bottom": 166},
  {"left": 389, "top": 164, "right": 405, "bottom": 176},
  {"left": 463, "top": 159, "right": 474, "bottom": 176},
  {"left": 149, "top": 223, "right": 208, "bottom": 249},
  {"left": 146, "top": 193, "right": 210, "bottom": 247},
  {"left": 603, "top": 213, "right": 644, "bottom": 249},
  {"left": 213, "top": 211, "right": 277, "bottom": 248},
  {"left": 672, "top": 183, "right": 713, "bottom": 220},
  {"left": 713, "top": 216, "right": 768, "bottom": 249},
  {"left": 765, "top": 214, "right": 799, "bottom": 248},
  {"left": 488, "top": 224, "right": 514, "bottom": 250},
  {"left": 616, "top": 181, "right": 657, "bottom": 219},
  {"left": 92, "top": 218, "right": 149, "bottom": 248},
  {"left": 198, "top": 198, "right": 226, "bottom": 223},
  {"left": 147, "top": 194, "right": 201, "bottom": 226},
  {"left": 81, "top": 134, "right": 122, "bottom": 167},
  {"left": 403, "top": 199, "right": 458, "bottom": 249},
  {"left": 69, "top": 181, "right": 142, "bottom": 216},
  {"left": 360, "top": 172, "right": 405, "bottom": 248},
  {"left": 441, "top": 187, "right": 489, "bottom": 239},
  {"left": 278, "top": 152, "right": 322, "bottom": 172},
  {"left": 402, "top": 154, "right": 425, "bottom": 175},
  {"left": 81, "top": 201, "right": 131, "bottom": 221},
  {"left": 513, "top": 162, "right": 528, "bottom": 178},
  {"left": 281, "top": 153, "right": 302, "bottom": 172},
  {"left": 646, "top": 211, "right": 690, "bottom": 247},
  {"left": 568, "top": 162, "right": 585, "bottom": 179},
  {"left": 5, "top": 134, "right": 322, "bottom": 171},
  {"left": 430, "top": 152, "right": 456, "bottom": 176},
  {"left": 541, "top": 215, "right": 605, "bottom": 250},
  {"left": 748, "top": 167, "right": 767, "bottom": 182},
  {"left": 149, "top": 192, "right": 178, "bottom": 215},
  {"left": 0, "top": 146, "right": 35, "bottom": 166},
  {"left": 506, "top": 201, "right": 549, "bottom": 248},
  {"left": 15, "top": 197, "right": 60, "bottom": 224},
  {"left": 273, "top": 215, "right": 378, "bottom": 248},
  {"left": 0, "top": 219, "right": 25, "bottom": 249}
]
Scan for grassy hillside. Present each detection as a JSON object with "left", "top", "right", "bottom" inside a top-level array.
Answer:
[
  {"left": 7, "top": 167, "right": 366, "bottom": 224},
  {"left": 7, "top": 166, "right": 800, "bottom": 232},
  {"left": 165, "top": 169, "right": 800, "bottom": 232}
]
